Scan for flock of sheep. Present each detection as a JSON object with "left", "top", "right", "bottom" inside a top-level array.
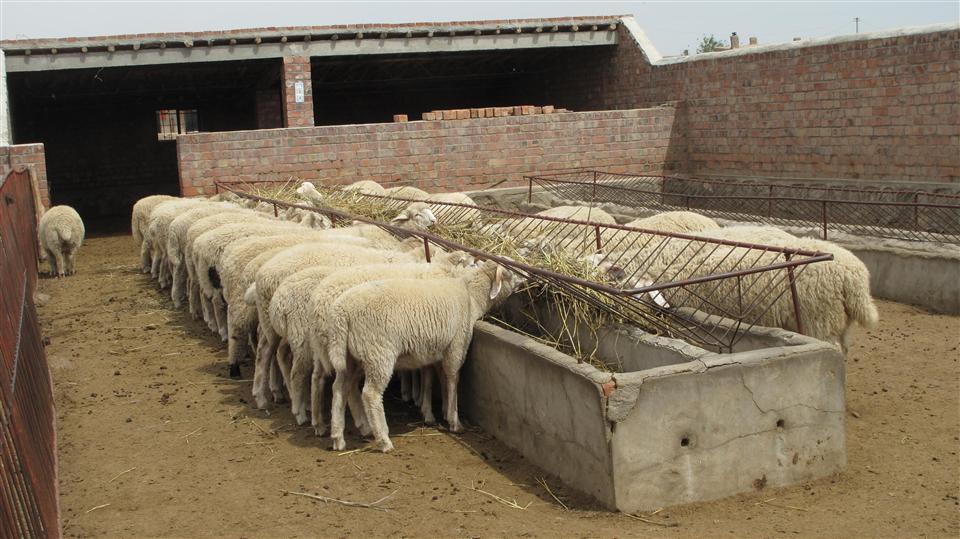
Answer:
[
  {"left": 131, "top": 183, "right": 515, "bottom": 451},
  {"left": 116, "top": 178, "right": 878, "bottom": 452}
]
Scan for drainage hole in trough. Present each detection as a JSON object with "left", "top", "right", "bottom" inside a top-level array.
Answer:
[
  {"left": 776, "top": 419, "right": 785, "bottom": 429},
  {"left": 680, "top": 437, "right": 690, "bottom": 447}
]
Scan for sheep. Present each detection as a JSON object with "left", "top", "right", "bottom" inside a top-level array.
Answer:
[
  {"left": 131, "top": 194, "right": 177, "bottom": 271},
  {"left": 596, "top": 211, "right": 719, "bottom": 254},
  {"left": 142, "top": 198, "right": 209, "bottom": 281},
  {"left": 190, "top": 220, "right": 316, "bottom": 339},
  {"left": 272, "top": 251, "right": 476, "bottom": 428},
  {"left": 180, "top": 211, "right": 281, "bottom": 320},
  {"left": 325, "top": 260, "right": 521, "bottom": 451},
  {"left": 218, "top": 232, "right": 373, "bottom": 377},
  {"left": 38, "top": 205, "right": 85, "bottom": 277},
  {"left": 165, "top": 203, "right": 251, "bottom": 306},
  {"left": 594, "top": 228, "right": 878, "bottom": 353},
  {"left": 248, "top": 240, "right": 434, "bottom": 409},
  {"left": 486, "top": 205, "right": 618, "bottom": 255},
  {"left": 341, "top": 180, "right": 387, "bottom": 196},
  {"left": 385, "top": 185, "right": 430, "bottom": 200},
  {"left": 625, "top": 211, "right": 718, "bottom": 234},
  {"left": 296, "top": 182, "right": 438, "bottom": 239},
  {"left": 426, "top": 192, "right": 480, "bottom": 224},
  {"left": 283, "top": 207, "right": 332, "bottom": 229}
]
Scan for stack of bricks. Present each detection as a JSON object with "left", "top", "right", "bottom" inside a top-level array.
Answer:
[
  {"left": 419, "top": 105, "right": 569, "bottom": 121},
  {"left": 0, "top": 143, "right": 49, "bottom": 208}
]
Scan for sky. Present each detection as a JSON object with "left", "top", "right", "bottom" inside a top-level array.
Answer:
[{"left": 1, "top": 1, "right": 957, "bottom": 56}]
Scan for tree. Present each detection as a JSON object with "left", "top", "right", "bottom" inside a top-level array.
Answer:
[{"left": 697, "top": 34, "right": 726, "bottom": 53}]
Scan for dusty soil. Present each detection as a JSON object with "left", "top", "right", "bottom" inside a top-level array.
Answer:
[{"left": 40, "top": 235, "right": 959, "bottom": 538}]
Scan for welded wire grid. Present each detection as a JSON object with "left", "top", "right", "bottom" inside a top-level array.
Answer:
[
  {"left": 0, "top": 168, "right": 61, "bottom": 539},
  {"left": 216, "top": 181, "right": 831, "bottom": 355},
  {"left": 526, "top": 171, "right": 960, "bottom": 244}
]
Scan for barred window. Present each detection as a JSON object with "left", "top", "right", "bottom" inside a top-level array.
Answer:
[{"left": 156, "top": 109, "right": 198, "bottom": 140}]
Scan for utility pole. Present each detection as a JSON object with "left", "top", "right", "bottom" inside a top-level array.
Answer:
[{"left": 855, "top": 17, "right": 860, "bottom": 33}]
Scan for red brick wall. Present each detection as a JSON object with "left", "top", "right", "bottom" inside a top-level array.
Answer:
[
  {"left": 568, "top": 25, "right": 960, "bottom": 184},
  {"left": 176, "top": 106, "right": 679, "bottom": 196},
  {"left": 0, "top": 144, "right": 49, "bottom": 207}
]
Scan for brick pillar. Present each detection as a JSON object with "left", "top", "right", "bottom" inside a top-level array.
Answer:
[{"left": 281, "top": 56, "right": 314, "bottom": 127}]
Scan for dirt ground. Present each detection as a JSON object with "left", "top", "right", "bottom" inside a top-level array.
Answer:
[{"left": 39, "top": 235, "right": 959, "bottom": 538}]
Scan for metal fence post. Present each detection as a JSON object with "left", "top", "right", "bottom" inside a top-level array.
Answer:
[
  {"left": 592, "top": 170, "right": 598, "bottom": 201},
  {"left": 784, "top": 253, "right": 805, "bottom": 336},
  {"left": 527, "top": 177, "right": 533, "bottom": 204},
  {"left": 767, "top": 185, "right": 773, "bottom": 218},
  {"left": 821, "top": 200, "right": 828, "bottom": 240},
  {"left": 423, "top": 236, "right": 432, "bottom": 263},
  {"left": 913, "top": 193, "right": 919, "bottom": 230},
  {"left": 594, "top": 225, "right": 602, "bottom": 252}
]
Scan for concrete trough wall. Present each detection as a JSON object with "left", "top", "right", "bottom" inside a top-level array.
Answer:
[{"left": 462, "top": 320, "right": 846, "bottom": 512}]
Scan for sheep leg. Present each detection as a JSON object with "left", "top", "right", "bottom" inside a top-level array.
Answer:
[
  {"left": 411, "top": 369, "right": 422, "bottom": 406},
  {"left": 46, "top": 248, "right": 58, "bottom": 277},
  {"left": 252, "top": 330, "right": 280, "bottom": 409},
  {"left": 329, "top": 363, "right": 353, "bottom": 451},
  {"left": 200, "top": 293, "right": 217, "bottom": 333},
  {"left": 53, "top": 249, "right": 66, "bottom": 278},
  {"left": 150, "top": 247, "right": 161, "bottom": 279},
  {"left": 441, "top": 348, "right": 466, "bottom": 433},
  {"left": 289, "top": 346, "right": 312, "bottom": 425},
  {"left": 399, "top": 371, "right": 412, "bottom": 403},
  {"left": 170, "top": 263, "right": 185, "bottom": 308},
  {"left": 188, "top": 275, "right": 202, "bottom": 319},
  {"left": 344, "top": 364, "right": 371, "bottom": 437},
  {"left": 418, "top": 366, "right": 435, "bottom": 425},
  {"left": 158, "top": 253, "right": 170, "bottom": 288},
  {"left": 311, "top": 367, "right": 328, "bottom": 436},
  {"left": 139, "top": 241, "right": 152, "bottom": 273},
  {"left": 226, "top": 307, "right": 247, "bottom": 378},
  {"left": 273, "top": 340, "right": 291, "bottom": 404},
  {"left": 211, "top": 292, "right": 229, "bottom": 342},
  {"left": 65, "top": 249, "right": 77, "bottom": 276},
  {"left": 360, "top": 364, "right": 394, "bottom": 453}
]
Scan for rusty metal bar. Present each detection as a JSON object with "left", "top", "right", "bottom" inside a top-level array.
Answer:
[
  {"left": 784, "top": 253, "right": 805, "bottom": 336},
  {"left": 821, "top": 200, "right": 828, "bottom": 240},
  {"left": 423, "top": 236, "right": 432, "bottom": 263}
]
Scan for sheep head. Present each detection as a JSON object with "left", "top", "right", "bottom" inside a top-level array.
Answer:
[
  {"left": 391, "top": 202, "right": 437, "bottom": 230},
  {"left": 296, "top": 181, "right": 325, "bottom": 207}
]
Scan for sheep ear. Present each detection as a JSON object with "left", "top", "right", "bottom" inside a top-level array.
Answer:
[
  {"left": 489, "top": 265, "right": 504, "bottom": 300},
  {"left": 391, "top": 212, "right": 410, "bottom": 224}
]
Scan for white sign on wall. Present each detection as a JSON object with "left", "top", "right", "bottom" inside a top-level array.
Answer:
[{"left": 294, "top": 81, "right": 305, "bottom": 103}]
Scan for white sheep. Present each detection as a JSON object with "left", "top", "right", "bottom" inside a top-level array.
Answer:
[
  {"left": 625, "top": 211, "right": 718, "bottom": 234},
  {"left": 385, "top": 185, "right": 430, "bottom": 200},
  {"left": 38, "top": 205, "right": 85, "bottom": 277},
  {"left": 131, "top": 194, "right": 177, "bottom": 271},
  {"left": 165, "top": 203, "right": 251, "bottom": 306},
  {"left": 190, "top": 220, "right": 312, "bottom": 339},
  {"left": 248, "top": 240, "right": 432, "bottom": 409},
  {"left": 596, "top": 228, "right": 879, "bottom": 352},
  {"left": 325, "top": 261, "right": 521, "bottom": 451},
  {"left": 273, "top": 252, "right": 475, "bottom": 428},
  {"left": 142, "top": 198, "right": 209, "bottom": 281},
  {"left": 426, "top": 192, "right": 480, "bottom": 224},
  {"left": 341, "top": 180, "right": 387, "bottom": 196}
]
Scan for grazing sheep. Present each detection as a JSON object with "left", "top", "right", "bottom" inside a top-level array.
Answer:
[
  {"left": 39, "top": 205, "right": 85, "bottom": 277},
  {"left": 132, "top": 194, "right": 177, "bottom": 271},
  {"left": 696, "top": 225, "right": 797, "bottom": 244},
  {"left": 283, "top": 207, "right": 333, "bottom": 229},
  {"left": 624, "top": 211, "right": 718, "bottom": 234},
  {"left": 248, "top": 240, "right": 434, "bottom": 409},
  {"left": 326, "top": 261, "right": 521, "bottom": 451},
  {"left": 143, "top": 198, "right": 208, "bottom": 281},
  {"left": 191, "top": 220, "right": 312, "bottom": 339},
  {"left": 385, "top": 185, "right": 430, "bottom": 200},
  {"left": 219, "top": 232, "right": 372, "bottom": 377},
  {"left": 166, "top": 203, "right": 250, "bottom": 305},
  {"left": 426, "top": 192, "right": 480, "bottom": 224},
  {"left": 341, "top": 180, "right": 387, "bottom": 196},
  {"left": 272, "top": 252, "right": 475, "bottom": 428},
  {"left": 595, "top": 229, "right": 878, "bottom": 352}
]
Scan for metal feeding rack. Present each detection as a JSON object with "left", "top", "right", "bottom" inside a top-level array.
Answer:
[
  {"left": 215, "top": 181, "right": 832, "bottom": 354},
  {"left": 526, "top": 171, "right": 960, "bottom": 244}
]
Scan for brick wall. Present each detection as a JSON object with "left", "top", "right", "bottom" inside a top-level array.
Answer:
[
  {"left": 0, "top": 143, "right": 48, "bottom": 207},
  {"left": 177, "top": 106, "right": 679, "bottom": 196},
  {"left": 596, "top": 25, "right": 960, "bottom": 184}
]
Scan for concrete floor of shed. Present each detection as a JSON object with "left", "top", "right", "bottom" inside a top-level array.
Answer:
[{"left": 38, "top": 235, "right": 959, "bottom": 538}]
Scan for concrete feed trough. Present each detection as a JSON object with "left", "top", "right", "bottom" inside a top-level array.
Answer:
[{"left": 462, "top": 318, "right": 846, "bottom": 512}]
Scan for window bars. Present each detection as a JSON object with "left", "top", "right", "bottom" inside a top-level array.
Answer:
[
  {"left": 216, "top": 180, "right": 832, "bottom": 354},
  {"left": 525, "top": 171, "right": 960, "bottom": 244}
]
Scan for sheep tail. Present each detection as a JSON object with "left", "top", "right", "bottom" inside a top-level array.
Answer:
[
  {"left": 59, "top": 225, "right": 73, "bottom": 243},
  {"left": 243, "top": 283, "right": 258, "bottom": 306},
  {"left": 845, "top": 276, "right": 880, "bottom": 330}
]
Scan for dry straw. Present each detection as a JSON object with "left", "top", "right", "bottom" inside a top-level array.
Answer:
[{"left": 229, "top": 180, "right": 668, "bottom": 372}]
